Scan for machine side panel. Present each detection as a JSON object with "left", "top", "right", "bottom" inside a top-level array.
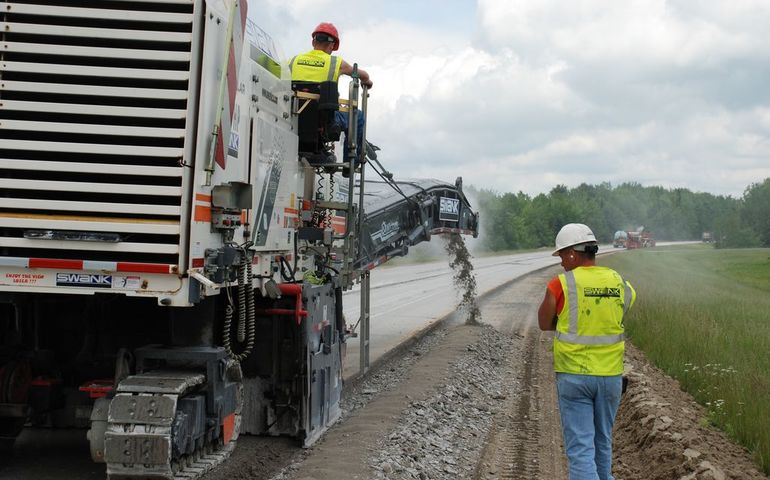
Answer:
[
  {"left": 0, "top": 0, "right": 207, "bottom": 304},
  {"left": 186, "top": 11, "right": 300, "bottom": 283}
]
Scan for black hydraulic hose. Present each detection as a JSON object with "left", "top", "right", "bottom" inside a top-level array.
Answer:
[
  {"left": 237, "top": 255, "right": 247, "bottom": 343},
  {"left": 223, "top": 303, "right": 235, "bottom": 356},
  {"left": 223, "top": 250, "right": 256, "bottom": 362},
  {"left": 313, "top": 175, "right": 324, "bottom": 227},
  {"left": 245, "top": 258, "right": 255, "bottom": 353},
  {"left": 279, "top": 255, "right": 295, "bottom": 282},
  {"left": 367, "top": 163, "right": 415, "bottom": 204},
  {"left": 325, "top": 264, "right": 340, "bottom": 275},
  {"left": 334, "top": 286, "right": 344, "bottom": 341},
  {"left": 293, "top": 230, "right": 299, "bottom": 277},
  {"left": 265, "top": 405, "right": 291, "bottom": 431}
]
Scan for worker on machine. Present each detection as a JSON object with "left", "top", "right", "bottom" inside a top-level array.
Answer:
[
  {"left": 537, "top": 223, "right": 636, "bottom": 480},
  {"left": 289, "top": 22, "right": 379, "bottom": 164}
]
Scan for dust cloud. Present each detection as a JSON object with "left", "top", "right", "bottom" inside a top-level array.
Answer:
[{"left": 443, "top": 233, "right": 481, "bottom": 325}]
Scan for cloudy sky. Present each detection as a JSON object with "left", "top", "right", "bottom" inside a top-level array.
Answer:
[{"left": 254, "top": 0, "right": 770, "bottom": 198}]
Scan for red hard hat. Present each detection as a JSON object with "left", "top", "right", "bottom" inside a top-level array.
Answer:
[{"left": 312, "top": 22, "right": 340, "bottom": 51}]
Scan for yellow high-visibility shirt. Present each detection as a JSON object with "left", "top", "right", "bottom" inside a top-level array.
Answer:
[
  {"left": 289, "top": 49, "right": 343, "bottom": 83},
  {"left": 553, "top": 266, "right": 636, "bottom": 376}
]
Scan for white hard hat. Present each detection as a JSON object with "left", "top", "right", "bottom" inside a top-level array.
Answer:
[{"left": 552, "top": 223, "right": 597, "bottom": 256}]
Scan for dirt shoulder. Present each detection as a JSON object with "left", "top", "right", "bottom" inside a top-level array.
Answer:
[
  {"left": 476, "top": 268, "right": 567, "bottom": 479},
  {"left": 614, "top": 344, "right": 769, "bottom": 480}
]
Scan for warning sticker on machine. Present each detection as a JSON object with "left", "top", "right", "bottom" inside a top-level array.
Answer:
[
  {"left": 55, "top": 273, "right": 112, "bottom": 288},
  {"left": 4, "top": 273, "right": 45, "bottom": 285},
  {"left": 114, "top": 276, "right": 142, "bottom": 290}
]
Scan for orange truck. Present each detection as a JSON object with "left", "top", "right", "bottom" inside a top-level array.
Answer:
[{"left": 626, "top": 229, "right": 656, "bottom": 249}]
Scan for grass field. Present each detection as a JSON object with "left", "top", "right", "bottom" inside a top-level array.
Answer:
[{"left": 602, "top": 245, "right": 770, "bottom": 474}]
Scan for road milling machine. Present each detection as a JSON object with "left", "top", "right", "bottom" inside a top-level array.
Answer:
[{"left": 0, "top": 1, "right": 478, "bottom": 478}]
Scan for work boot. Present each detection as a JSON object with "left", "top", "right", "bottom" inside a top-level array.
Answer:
[{"left": 365, "top": 141, "right": 380, "bottom": 160}]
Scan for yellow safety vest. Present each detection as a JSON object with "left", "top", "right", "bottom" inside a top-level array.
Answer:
[
  {"left": 553, "top": 266, "right": 636, "bottom": 376},
  {"left": 289, "top": 49, "right": 343, "bottom": 83}
]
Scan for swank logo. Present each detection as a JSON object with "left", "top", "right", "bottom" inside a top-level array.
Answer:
[
  {"left": 56, "top": 273, "right": 112, "bottom": 288},
  {"left": 583, "top": 287, "right": 621, "bottom": 298}
]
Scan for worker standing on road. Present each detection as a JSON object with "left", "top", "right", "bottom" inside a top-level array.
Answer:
[
  {"left": 538, "top": 223, "right": 636, "bottom": 480},
  {"left": 288, "top": 22, "right": 378, "bottom": 161}
]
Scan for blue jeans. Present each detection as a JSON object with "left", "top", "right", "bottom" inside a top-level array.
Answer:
[
  {"left": 556, "top": 373, "right": 622, "bottom": 480},
  {"left": 334, "top": 109, "right": 366, "bottom": 161}
]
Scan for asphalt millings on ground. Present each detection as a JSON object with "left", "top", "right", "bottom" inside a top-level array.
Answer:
[{"left": 368, "top": 325, "right": 519, "bottom": 479}]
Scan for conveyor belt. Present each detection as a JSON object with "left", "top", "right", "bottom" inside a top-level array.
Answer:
[{"left": 354, "top": 178, "right": 478, "bottom": 270}]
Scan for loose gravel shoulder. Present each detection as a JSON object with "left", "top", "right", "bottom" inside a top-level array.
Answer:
[
  {"left": 367, "top": 325, "right": 518, "bottom": 479},
  {"left": 273, "top": 323, "right": 506, "bottom": 480}
]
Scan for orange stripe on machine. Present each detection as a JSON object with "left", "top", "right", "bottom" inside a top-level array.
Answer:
[
  {"left": 194, "top": 205, "right": 212, "bottom": 222},
  {"left": 1, "top": 257, "right": 176, "bottom": 275},
  {"left": 194, "top": 193, "right": 212, "bottom": 222},
  {"left": 222, "top": 413, "right": 236, "bottom": 445}
]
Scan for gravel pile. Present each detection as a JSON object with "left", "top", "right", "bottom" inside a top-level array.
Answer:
[
  {"left": 368, "top": 324, "right": 520, "bottom": 479},
  {"left": 341, "top": 327, "right": 450, "bottom": 414},
  {"left": 268, "top": 328, "right": 452, "bottom": 480}
]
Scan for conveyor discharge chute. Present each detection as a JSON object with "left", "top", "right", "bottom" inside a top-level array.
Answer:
[{"left": 354, "top": 178, "right": 479, "bottom": 271}]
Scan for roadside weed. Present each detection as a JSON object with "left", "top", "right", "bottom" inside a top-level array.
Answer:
[{"left": 603, "top": 246, "right": 770, "bottom": 474}]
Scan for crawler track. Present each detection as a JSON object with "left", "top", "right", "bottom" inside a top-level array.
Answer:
[{"left": 105, "top": 365, "right": 243, "bottom": 480}]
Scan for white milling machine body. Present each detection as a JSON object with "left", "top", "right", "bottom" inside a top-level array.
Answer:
[{"left": 0, "top": 1, "right": 479, "bottom": 478}]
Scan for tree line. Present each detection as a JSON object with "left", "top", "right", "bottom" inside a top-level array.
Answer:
[{"left": 468, "top": 178, "right": 770, "bottom": 250}]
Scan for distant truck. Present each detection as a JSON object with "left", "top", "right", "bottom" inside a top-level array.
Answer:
[
  {"left": 626, "top": 229, "right": 656, "bottom": 249},
  {"left": 613, "top": 230, "right": 628, "bottom": 248},
  {"left": 702, "top": 232, "right": 714, "bottom": 243}
]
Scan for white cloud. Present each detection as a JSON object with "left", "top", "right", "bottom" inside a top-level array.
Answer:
[
  {"left": 251, "top": 0, "right": 770, "bottom": 197},
  {"left": 476, "top": 0, "right": 757, "bottom": 67}
]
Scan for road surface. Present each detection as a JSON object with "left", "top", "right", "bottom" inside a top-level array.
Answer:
[{"left": 341, "top": 247, "right": 567, "bottom": 377}]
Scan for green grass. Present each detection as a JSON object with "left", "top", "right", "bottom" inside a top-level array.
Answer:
[{"left": 602, "top": 245, "right": 770, "bottom": 474}]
